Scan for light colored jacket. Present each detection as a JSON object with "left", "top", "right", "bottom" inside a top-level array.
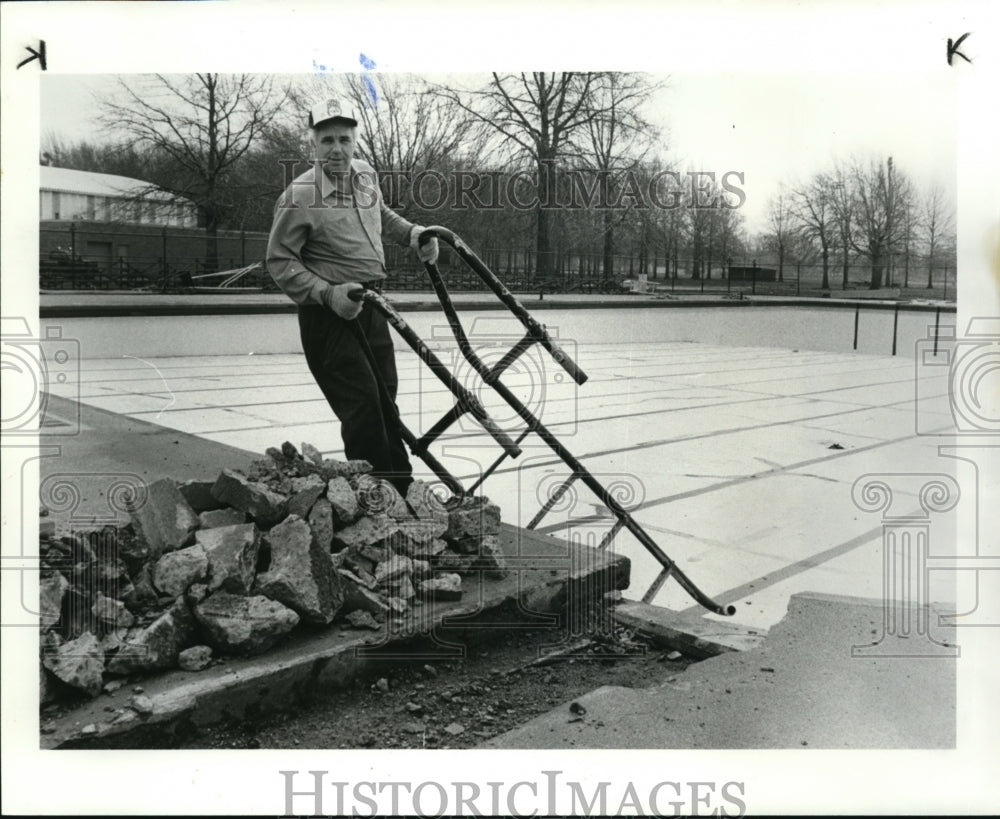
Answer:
[{"left": 267, "top": 158, "right": 415, "bottom": 306}]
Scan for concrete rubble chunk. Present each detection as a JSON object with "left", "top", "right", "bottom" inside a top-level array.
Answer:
[
  {"left": 198, "top": 508, "right": 247, "bottom": 529},
  {"left": 405, "top": 481, "right": 450, "bottom": 534},
  {"left": 211, "top": 469, "right": 288, "bottom": 528},
  {"left": 403, "top": 537, "right": 449, "bottom": 561},
  {"left": 338, "top": 567, "right": 375, "bottom": 590},
  {"left": 255, "top": 515, "right": 342, "bottom": 624},
  {"left": 333, "top": 514, "right": 399, "bottom": 552},
  {"left": 411, "top": 559, "right": 432, "bottom": 580},
  {"left": 106, "top": 598, "right": 196, "bottom": 674},
  {"left": 317, "top": 458, "right": 373, "bottom": 480},
  {"left": 386, "top": 597, "right": 409, "bottom": 616},
  {"left": 111, "top": 527, "right": 150, "bottom": 577},
  {"left": 355, "top": 475, "right": 409, "bottom": 519},
  {"left": 326, "top": 476, "right": 359, "bottom": 525},
  {"left": 151, "top": 544, "right": 209, "bottom": 598},
  {"left": 434, "top": 549, "right": 476, "bottom": 574},
  {"left": 178, "top": 479, "right": 227, "bottom": 512},
  {"left": 185, "top": 583, "right": 210, "bottom": 605},
  {"left": 375, "top": 554, "right": 414, "bottom": 587},
  {"left": 194, "top": 593, "right": 299, "bottom": 655},
  {"left": 339, "top": 582, "right": 390, "bottom": 621},
  {"left": 196, "top": 523, "right": 260, "bottom": 595},
  {"left": 178, "top": 645, "right": 213, "bottom": 672},
  {"left": 265, "top": 445, "right": 313, "bottom": 479},
  {"left": 287, "top": 473, "right": 326, "bottom": 519},
  {"left": 445, "top": 495, "right": 501, "bottom": 546},
  {"left": 92, "top": 593, "right": 135, "bottom": 631},
  {"left": 358, "top": 540, "right": 391, "bottom": 566},
  {"left": 42, "top": 632, "right": 105, "bottom": 697},
  {"left": 40, "top": 573, "right": 70, "bottom": 630},
  {"left": 307, "top": 498, "right": 335, "bottom": 551},
  {"left": 130, "top": 478, "right": 200, "bottom": 559},
  {"left": 387, "top": 575, "right": 416, "bottom": 601},
  {"left": 473, "top": 534, "right": 509, "bottom": 579},
  {"left": 345, "top": 610, "right": 382, "bottom": 630},
  {"left": 300, "top": 442, "right": 324, "bottom": 465},
  {"left": 418, "top": 573, "right": 463, "bottom": 602},
  {"left": 99, "top": 629, "right": 128, "bottom": 658},
  {"left": 130, "top": 694, "right": 154, "bottom": 715}
]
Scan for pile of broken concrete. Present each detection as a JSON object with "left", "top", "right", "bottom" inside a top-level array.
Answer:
[{"left": 39, "top": 442, "right": 506, "bottom": 703}]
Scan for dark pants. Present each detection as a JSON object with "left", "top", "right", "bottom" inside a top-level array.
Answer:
[{"left": 298, "top": 302, "right": 413, "bottom": 491}]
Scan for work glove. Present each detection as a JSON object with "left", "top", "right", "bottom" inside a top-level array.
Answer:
[
  {"left": 322, "top": 282, "right": 364, "bottom": 320},
  {"left": 410, "top": 226, "right": 439, "bottom": 265}
]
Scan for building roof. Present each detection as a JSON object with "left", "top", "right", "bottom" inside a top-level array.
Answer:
[{"left": 40, "top": 165, "right": 173, "bottom": 200}]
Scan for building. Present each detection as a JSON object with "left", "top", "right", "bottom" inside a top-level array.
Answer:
[
  {"left": 39, "top": 166, "right": 198, "bottom": 227},
  {"left": 39, "top": 167, "right": 270, "bottom": 289}
]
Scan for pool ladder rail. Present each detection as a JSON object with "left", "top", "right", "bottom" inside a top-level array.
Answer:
[{"left": 347, "top": 227, "right": 735, "bottom": 617}]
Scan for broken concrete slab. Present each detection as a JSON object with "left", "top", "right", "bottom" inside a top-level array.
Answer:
[
  {"left": 375, "top": 554, "right": 413, "bottom": 587},
  {"left": 300, "top": 442, "right": 323, "bottom": 465},
  {"left": 339, "top": 583, "right": 390, "bottom": 621},
  {"left": 44, "top": 524, "right": 629, "bottom": 748},
  {"left": 286, "top": 474, "right": 326, "bottom": 519},
  {"left": 211, "top": 469, "right": 287, "bottom": 528},
  {"left": 196, "top": 523, "right": 260, "bottom": 595},
  {"left": 418, "top": 573, "right": 463, "bottom": 602},
  {"left": 129, "top": 478, "right": 199, "bottom": 559},
  {"left": 91, "top": 594, "right": 135, "bottom": 631},
  {"left": 345, "top": 610, "right": 381, "bottom": 631},
  {"left": 40, "top": 573, "right": 70, "bottom": 630},
  {"left": 612, "top": 599, "right": 766, "bottom": 659},
  {"left": 445, "top": 496, "right": 501, "bottom": 547},
  {"left": 484, "top": 592, "right": 957, "bottom": 750},
  {"left": 193, "top": 593, "right": 299, "bottom": 655},
  {"left": 178, "top": 645, "right": 213, "bottom": 672},
  {"left": 151, "top": 544, "right": 209, "bottom": 599},
  {"left": 42, "top": 632, "right": 105, "bottom": 697},
  {"left": 197, "top": 508, "right": 247, "bottom": 529},
  {"left": 332, "top": 514, "right": 398, "bottom": 551},
  {"left": 255, "top": 515, "right": 341, "bottom": 625},
  {"left": 471, "top": 534, "right": 508, "bottom": 579},
  {"left": 326, "top": 476, "right": 358, "bottom": 525},
  {"left": 307, "top": 498, "right": 334, "bottom": 551},
  {"left": 106, "top": 598, "right": 196, "bottom": 675},
  {"left": 178, "top": 479, "right": 227, "bottom": 513}
]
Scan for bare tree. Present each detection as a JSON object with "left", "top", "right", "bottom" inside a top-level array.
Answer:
[
  {"left": 334, "top": 74, "right": 476, "bottom": 218},
  {"left": 848, "top": 155, "right": 910, "bottom": 290},
  {"left": 432, "top": 72, "right": 604, "bottom": 278},
  {"left": 578, "top": 73, "right": 661, "bottom": 277},
  {"left": 828, "top": 161, "right": 854, "bottom": 289},
  {"left": 766, "top": 189, "right": 791, "bottom": 282},
  {"left": 100, "top": 74, "right": 289, "bottom": 269},
  {"left": 922, "top": 183, "right": 955, "bottom": 289},
  {"left": 790, "top": 173, "right": 835, "bottom": 290}
]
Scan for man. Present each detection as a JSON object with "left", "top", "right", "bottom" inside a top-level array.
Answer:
[{"left": 267, "top": 98, "right": 439, "bottom": 494}]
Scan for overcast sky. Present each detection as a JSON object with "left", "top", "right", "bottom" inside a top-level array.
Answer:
[{"left": 40, "top": 71, "right": 956, "bottom": 234}]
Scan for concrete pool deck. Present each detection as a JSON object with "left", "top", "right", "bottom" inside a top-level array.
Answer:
[
  {"left": 38, "top": 318, "right": 966, "bottom": 632},
  {"left": 30, "top": 299, "right": 986, "bottom": 751}
]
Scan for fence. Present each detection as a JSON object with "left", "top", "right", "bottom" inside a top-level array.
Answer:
[{"left": 37, "top": 224, "right": 956, "bottom": 302}]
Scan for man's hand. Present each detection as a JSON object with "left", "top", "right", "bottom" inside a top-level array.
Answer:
[
  {"left": 323, "top": 282, "right": 364, "bottom": 320},
  {"left": 410, "top": 226, "right": 440, "bottom": 265}
]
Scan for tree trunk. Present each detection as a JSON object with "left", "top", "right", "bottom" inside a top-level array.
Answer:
[
  {"left": 821, "top": 244, "right": 830, "bottom": 290},
  {"left": 602, "top": 209, "right": 614, "bottom": 279},
  {"left": 870, "top": 254, "right": 884, "bottom": 290}
]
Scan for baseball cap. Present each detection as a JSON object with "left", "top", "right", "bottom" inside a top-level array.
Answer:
[{"left": 308, "top": 98, "right": 359, "bottom": 129}]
